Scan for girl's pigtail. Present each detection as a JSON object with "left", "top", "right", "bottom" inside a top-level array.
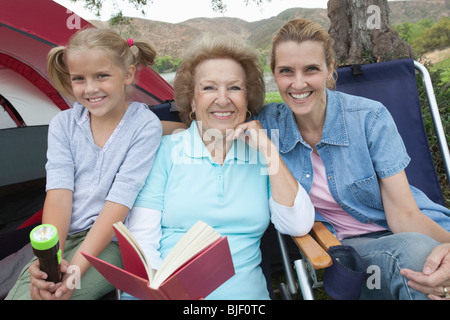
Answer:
[
  {"left": 46, "top": 46, "right": 74, "bottom": 99},
  {"left": 131, "top": 40, "right": 157, "bottom": 69}
]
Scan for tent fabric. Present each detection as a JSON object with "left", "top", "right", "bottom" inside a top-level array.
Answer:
[
  {"left": 0, "top": 68, "right": 61, "bottom": 127},
  {"left": 0, "top": 53, "right": 69, "bottom": 112},
  {"left": 0, "top": 126, "right": 49, "bottom": 187},
  {"left": 0, "top": 95, "right": 21, "bottom": 128}
]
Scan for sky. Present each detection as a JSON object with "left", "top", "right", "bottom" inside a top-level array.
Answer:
[{"left": 54, "top": 0, "right": 331, "bottom": 23}]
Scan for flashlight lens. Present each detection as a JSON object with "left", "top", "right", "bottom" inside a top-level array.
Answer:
[
  {"left": 30, "top": 224, "right": 59, "bottom": 250},
  {"left": 32, "top": 225, "right": 56, "bottom": 241}
]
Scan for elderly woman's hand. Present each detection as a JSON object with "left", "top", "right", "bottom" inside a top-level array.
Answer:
[
  {"left": 230, "top": 119, "right": 281, "bottom": 176},
  {"left": 230, "top": 120, "right": 272, "bottom": 153},
  {"left": 401, "top": 243, "right": 450, "bottom": 300}
]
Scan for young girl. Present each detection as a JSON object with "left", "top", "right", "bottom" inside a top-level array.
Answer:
[{"left": 6, "top": 28, "right": 162, "bottom": 300}]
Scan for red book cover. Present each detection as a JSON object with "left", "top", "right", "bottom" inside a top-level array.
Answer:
[{"left": 82, "top": 224, "right": 235, "bottom": 300}]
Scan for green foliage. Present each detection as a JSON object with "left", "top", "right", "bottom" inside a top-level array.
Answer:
[
  {"left": 108, "top": 12, "right": 138, "bottom": 39},
  {"left": 394, "top": 17, "right": 450, "bottom": 54},
  {"left": 152, "top": 55, "right": 182, "bottom": 73},
  {"left": 263, "top": 92, "right": 282, "bottom": 104},
  {"left": 432, "top": 58, "right": 450, "bottom": 84},
  {"left": 413, "top": 17, "right": 450, "bottom": 55},
  {"left": 394, "top": 18, "right": 435, "bottom": 44}
]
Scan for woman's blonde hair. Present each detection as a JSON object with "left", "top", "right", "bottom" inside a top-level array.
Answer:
[
  {"left": 173, "top": 34, "right": 265, "bottom": 126},
  {"left": 271, "top": 19, "right": 337, "bottom": 89},
  {"left": 47, "top": 27, "right": 157, "bottom": 99}
]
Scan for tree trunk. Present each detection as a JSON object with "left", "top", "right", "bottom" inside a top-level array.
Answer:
[{"left": 327, "top": 0, "right": 414, "bottom": 66}]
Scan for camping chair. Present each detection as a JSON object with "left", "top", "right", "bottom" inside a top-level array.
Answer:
[{"left": 277, "top": 58, "right": 450, "bottom": 300}]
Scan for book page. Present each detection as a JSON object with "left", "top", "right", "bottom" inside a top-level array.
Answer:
[
  {"left": 113, "top": 222, "right": 156, "bottom": 281},
  {"left": 150, "top": 221, "right": 221, "bottom": 288}
]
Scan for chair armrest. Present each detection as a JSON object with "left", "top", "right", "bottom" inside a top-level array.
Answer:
[
  {"left": 292, "top": 234, "right": 332, "bottom": 269},
  {"left": 310, "top": 222, "right": 341, "bottom": 251},
  {"left": 292, "top": 222, "right": 341, "bottom": 270}
]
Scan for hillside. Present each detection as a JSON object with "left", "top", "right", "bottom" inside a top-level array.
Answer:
[{"left": 91, "top": 0, "right": 449, "bottom": 58}]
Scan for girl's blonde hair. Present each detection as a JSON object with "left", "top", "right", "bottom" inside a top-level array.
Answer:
[
  {"left": 271, "top": 19, "right": 337, "bottom": 89},
  {"left": 174, "top": 34, "right": 265, "bottom": 126},
  {"left": 47, "top": 27, "right": 157, "bottom": 99}
]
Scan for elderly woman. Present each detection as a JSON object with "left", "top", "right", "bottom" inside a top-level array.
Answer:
[{"left": 121, "top": 34, "right": 314, "bottom": 300}]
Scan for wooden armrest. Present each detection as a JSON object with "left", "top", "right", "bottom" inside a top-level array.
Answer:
[
  {"left": 292, "top": 234, "right": 332, "bottom": 269},
  {"left": 292, "top": 222, "right": 341, "bottom": 270},
  {"left": 310, "top": 222, "right": 341, "bottom": 250}
]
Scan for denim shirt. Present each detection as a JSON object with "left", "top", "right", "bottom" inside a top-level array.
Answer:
[{"left": 255, "top": 89, "right": 450, "bottom": 235}]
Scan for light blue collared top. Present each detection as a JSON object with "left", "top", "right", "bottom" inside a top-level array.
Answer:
[{"left": 134, "top": 121, "right": 271, "bottom": 299}]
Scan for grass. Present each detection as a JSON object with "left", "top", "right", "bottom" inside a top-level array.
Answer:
[{"left": 264, "top": 92, "right": 284, "bottom": 104}]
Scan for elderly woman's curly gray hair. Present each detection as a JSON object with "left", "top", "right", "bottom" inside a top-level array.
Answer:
[{"left": 173, "top": 34, "right": 266, "bottom": 126}]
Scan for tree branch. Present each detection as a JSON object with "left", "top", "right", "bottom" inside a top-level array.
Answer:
[{"left": 71, "top": 0, "right": 270, "bottom": 17}]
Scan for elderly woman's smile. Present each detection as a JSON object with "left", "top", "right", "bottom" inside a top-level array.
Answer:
[{"left": 210, "top": 111, "right": 234, "bottom": 119}]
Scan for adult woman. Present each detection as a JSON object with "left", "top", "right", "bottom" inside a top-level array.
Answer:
[
  {"left": 122, "top": 34, "right": 314, "bottom": 300},
  {"left": 254, "top": 19, "right": 450, "bottom": 299}
]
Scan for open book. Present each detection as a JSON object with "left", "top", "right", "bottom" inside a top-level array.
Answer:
[{"left": 82, "top": 221, "right": 235, "bottom": 300}]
